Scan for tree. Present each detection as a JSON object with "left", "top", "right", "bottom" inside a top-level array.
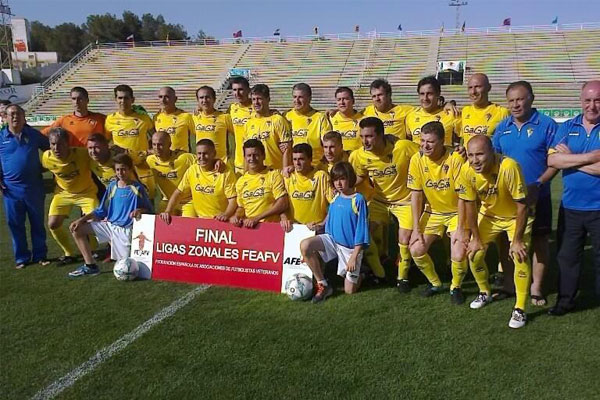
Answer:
[
  {"left": 48, "top": 23, "right": 89, "bottom": 60},
  {"left": 84, "top": 13, "right": 126, "bottom": 43}
]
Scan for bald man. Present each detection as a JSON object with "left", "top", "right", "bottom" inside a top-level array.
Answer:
[
  {"left": 548, "top": 80, "right": 600, "bottom": 315},
  {"left": 457, "top": 135, "right": 531, "bottom": 328},
  {"left": 153, "top": 86, "right": 195, "bottom": 152}
]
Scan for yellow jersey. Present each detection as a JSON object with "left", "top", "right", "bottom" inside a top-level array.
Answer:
[
  {"left": 363, "top": 104, "right": 415, "bottom": 139},
  {"left": 406, "top": 107, "right": 460, "bottom": 147},
  {"left": 146, "top": 151, "right": 195, "bottom": 201},
  {"left": 153, "top": 109, "right": 195, "bottom": 152},
  {"left": 408, "top": 150, "right": 465, "bottom": 214},
  {"left": 460, "top": 103, "right": 510, "bottom": 146},
  {"left": 350, "top": 140, "right": 419, "bottom": 205},
  {"left": 177, "top": 163, "right": 238, "bottom": 218},
  {"left": 243, "top": 113, "right": 292, "bottom": 170},
  {"left": 42, "top": 147, "right": 97, "bottom": 195},
  {"left": 105, "top": 111, "right": 154, "bottom": 166},
  {"left": 330, "top": 111, "right": 363, "bottom": 152},
  {"left": 90, "top": 158, "right": 116, "bottom": 187},
  {"left": 457, "top": 155, "right": 527, "bottom": 219},
  {"left": 285, "top": 108, "right": 332, "bottom": 165},
  {"left": 192, "top": 110, "right": 234, "bottom": 161},
  {"left": 284, "top": 169, "right": 332, "bottom": 224},
  {"left": 236, "top": 168, "right": 287, "bottom": 222},
  {"left": 229, "top": 102, "right": 254, "bottom": 170}
]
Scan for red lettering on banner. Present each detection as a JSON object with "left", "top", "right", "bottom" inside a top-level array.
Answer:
[{"left": 152, "top": 217, "right": 285, "bottom": 291}]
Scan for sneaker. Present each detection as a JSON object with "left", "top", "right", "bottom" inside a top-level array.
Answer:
[
  {"left": 470, "top": 292, "right": 493, "bottom": 309},
  {"left": 396, "top": 279, "right": 411, "bottom": 293},
  {"left": 68, "top": 265, "right": 100, "bottom": 278},
  {"left": 56, "top": 255, "right": 77, "bottom": 266},
  {"left": 38, "top": 259, "right": 51, "bottom": 266},
  {"left": 311, "top": 282, "right": 333, "bottom": 303},
  {"left": 421, "top": 283, "right": 443, "bottom": 297},
  {"left": 508, "top": 308, "right": 527, "bottom": 329},
  {"left": 450, "top": 287, "right": 465, "bottom": 305},
  {"left": 15, "top": 262, "right": 27, "bottom": 270}
]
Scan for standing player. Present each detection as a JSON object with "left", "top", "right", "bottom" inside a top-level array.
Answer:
[
  {"left": 243, "top": 84, "right": 292, "bottom": 170},
  {"left": 363, "top": 79, "right": 414, "bottom": 140},
  {"left": 42, "top": 87, "right": 107, "bottom": 147},
  {"left": 233, "top": 139, "right": 289, "bottom": 227},
  {"left": 228, "top": 76, "right": 254, "bottom": 175},
  {"left": 105, "top": 84, "right": 156, "bottom": 198},
  {"left": 42, "top": 128, "right": 99, "bottom": 264},
  {"left": 330, "top": 87, "right": 363, "bottom": 152},
  {"left": 457, "top": 135, "right": 531, "bottom": 328},
  {"left": 407, "top": 121, "right": 468, "bottom": 301},
  {"left": 193, "top": 86, "right": 234, "bottom": 164},
  {"left": 282, "top": 143, "right": 332, "bottom": 231},
  {"left": 406, "top": 76, "right": 461, "bottom": 147},
  {"left": 350, "top": 117, "right": 419, "bottom": 288},
  {"left": 153, "top": 86, "right": 195, "bottom": 152},
  {"left": 285, "top": 83, "right": 332, "bottom": 166},
  {"left": 68, "top": 153, "right": 152, "bottom": 277},
  {"left": 161, "top": 138, "right": 238, "bottom": 222},
  {"left": 146, "top": 131, "right": 196, "bottom": 216},
  {"left": 493, "top": 81, "right": 558, "bottom": 305},
  {"left": 300, "top": 161, "right": 370, "bottom": 301}
]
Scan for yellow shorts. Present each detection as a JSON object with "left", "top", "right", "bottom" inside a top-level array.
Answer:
[
  {"left": 158, "top": 199, "right": 196, "bottom": 217},
  {"left": 478, "top": 214, "right": 533, "bottom": 245},
  {"left": 420, "top": 212, "right": 459, "bottom": 237},
  {"left": 369, "top": 200, "right": 412, "bottom": 230},
  {"left": 49, "top": 189, "right": 99, "bottom": 216}
]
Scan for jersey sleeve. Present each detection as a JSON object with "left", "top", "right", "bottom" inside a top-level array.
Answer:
[
  {"left": 352, "top": 194, "right": 370, "bottom": 247},
  {"left": 348, "top": 150, "right": 367, "bottom": 178},
  {"left": 456, "top": 166, "right": 476, "bottom": 201},
  {"left": 322, "top": 172, "right": 334, "bottom": 203},
  {"left": 407, "top": 154, "right": 423, "bottom": 191},
  {"left": 271, "top": 170, "right": 287, "bottom": 199},
  {"left": 505, "top": 160, "right": 527, "bottom": 201},
  {"left": 142, "top": 115, "right": 154, "bottom": 137},
  {"left": 224, "top": 170, "right": 237, "bottom": 198},
  {"left": 41, "top": 116, "right": 63, "bottom": 135},
  {"left": 41, "top": 151, "right": 50, "bottom": 169},
  {"left": 319, "top": 113, "right": 333, "bottom": 136},
  {"left": 177, "top": 167, "right": 192, "bottom": 192},
  {"left": 492, "top": 124, "right": 503, "bottom": 153},
  {"left": 277, "top": 116, "right": 292, "bottom": 143},
  {"left": 545, "top": 119, "right": 559, "bottom": 151}
]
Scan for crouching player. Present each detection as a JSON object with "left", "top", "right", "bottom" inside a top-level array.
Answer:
[
  {"left": 457, "top": 135, "right": 531, "bottom": 328},
  {"left": 68, "top": 154, "right": 153, "bottom": 277},
  {"left": 300, "top": 161, "right": 370, "bottom": 302}
]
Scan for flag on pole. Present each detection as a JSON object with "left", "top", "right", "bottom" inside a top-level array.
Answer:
[
  {"left": 126, "top": 34, "right": 134, "bottom": 41},
  {"left": 551, "top": 17, "right": 558, "bottom": 24},
  {"left": 461, "top": 21, "right": 466, "bottom": 32},
  {"left": 502, "top": 18, "right": 511, "bottom": 26},
  {"left": 273, "top": 28, "right": 280, "bottom": 36},
  {"left": 397, "top": 24, "right": 402, "bottom": 31},
  {"left": 354, "top": 25, "right": 360, "bottom": 33},
  {"left": 233, "top": 30, "right": 242, "bottom": 38},
  {"left": 314, "top": 26, "right": 319, "bottom": 35},
  {"left": 440, "top": 23, "right": 444, "bottom": 33}
]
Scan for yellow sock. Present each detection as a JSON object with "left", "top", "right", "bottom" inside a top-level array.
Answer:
[
  {"left": 469, "top": 251, "right": 491, "bottom": 294},
  {"left": 364, "top": 243, "right": 385, "bottom": 278},
  {"left": 514, "top": 258, "right": 532, "bottom": 310},
  {"left": 397, "top": 244, "right": 411, "bottom": 280},
  {"left": 450, "top": 259, "right": 468, "bottom": 290},
  {"left": 413, "top": 254, "right": 441, "bottom": 287},
  {"left": 50, "top": 225, "right": 76, "bottom": 257}
]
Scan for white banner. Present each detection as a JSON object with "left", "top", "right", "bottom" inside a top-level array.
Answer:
[
  {"left": 130, "top": 214, "right": 156, "bottom": 280},
  {"left": 280, "top": 224, "right": 314, "bottom": 293}
]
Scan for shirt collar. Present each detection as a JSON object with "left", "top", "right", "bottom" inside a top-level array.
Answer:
[
  {"left": 572, "top": 113, "right": 600, "bottom": 129},
  {"left": 507, "top": 108, "right": 539, "bottom": 127}
]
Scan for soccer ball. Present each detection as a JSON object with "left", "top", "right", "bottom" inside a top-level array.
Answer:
[
  {"left": 285, "top": 273, "right": 313, "bottom": 301},
  {"left": 113, "top": 257, "right": 139, "bottom": 281}
]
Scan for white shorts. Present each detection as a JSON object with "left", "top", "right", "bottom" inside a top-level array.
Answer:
[
  {"left": 318, "top": 234, "right": 362, "bottom": 284},
  {"left": 90, "top": 221, "right": 132, "bottom": 261}
]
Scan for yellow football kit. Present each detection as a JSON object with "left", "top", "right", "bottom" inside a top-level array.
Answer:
[
  {"left": 153, "top": 109, "right": 195, "bottom": 151},
  {"left": 177, "top": 163, "right": 238, "bottom": 218},
  {"left": 363, "top": 104, "right": 414, "bottom": 139},
  {"left": 406, "top": 107, "right": 460, "bottom": 147},
  {"left": 90, "top": 158, "right": 116, "bottom": 187},
  {"left": 330, "top": 111, "right": 363, "bottom": 152},
  {"left": 192, "top": 110, "right": 234, "bottom": 162},
  {"left": 318, "top": 154, "right": 375, "bottom": 202},
  {"left": 285, "top": 109, "right": 332, "bottom": 165},
  {"left": 243, "top": 114, "right": 292, "bottom": 170},
  {"left": 460, "top": 103, "right": 510, "bottom": 146},
  {"left": 236, "top": 168, "right": 287, "bottom": 222},
  {"left": 105, "top": 111, "right": 156, "bottom": 198},
  {"left": 229, "top": 102, "right": 254, "bottom": 173},
  {"left": 284, "top": 169, "right": 332, "bottom": 225},
  {"left": 146, "top": 151, "right": 196, "bottom": 216}
]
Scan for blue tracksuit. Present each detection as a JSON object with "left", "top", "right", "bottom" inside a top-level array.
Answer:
[{"left": 0, "top": 125, "right": 49, "bottom": 264}]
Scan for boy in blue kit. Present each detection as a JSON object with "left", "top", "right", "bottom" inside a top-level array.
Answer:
[
  {"left": 300, "top": 161, "right": 370, "bottom": 303},
  {"left": 68, "top": 153, "right": 153, "bottom": 277}
]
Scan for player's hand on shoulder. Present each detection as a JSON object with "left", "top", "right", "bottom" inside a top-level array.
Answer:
[
  {"left": 444, "top": 101, "right": 460, "bottom": 117},
  {"left": 282, "top": 165, "right": 294, "bottom": 178},
  {"left": 326, "top": 108, "right": 337, "bottom": 118},
  {"left": 213, "top": 159, "right": 226, "bottom": 173},
  {"left": 455, "top": 145, "right": 466, "bottom": 159}
]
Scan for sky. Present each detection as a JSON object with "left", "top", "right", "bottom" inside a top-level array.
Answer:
[{"left": 11, "top": 0, "right": 600, "bottom": 40}]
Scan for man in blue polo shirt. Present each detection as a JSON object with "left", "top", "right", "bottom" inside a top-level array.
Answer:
[
  {"left": 493, "top": 81, "right": 558, "bottom": 306},
  {"left": 547, "top": 80, "right": 600, "bottom": 315},
  {"left": 0, "top": 105, "right": 50, "bottom": 268}
]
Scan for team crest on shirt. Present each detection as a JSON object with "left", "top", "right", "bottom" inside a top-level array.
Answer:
[
  {"left": 266, "top": 120, "right": 272, "bottom": 126},
  {"left": 260, "top": 177, "right": 265, "bottom": 185},
  {"left": 307, "top": 118, "right": 312, "bottom": 124},
  {"left": 415, "top": 117, "right": 420, "bottom": 123},
  {"left": 69, "top": 121, "right": 75, "bottom": 125},
  {"left": 435, "top": 115, "right": 441, "bottom": 122},
  {"left": 527, "top": 127, "right": 534, "bottom": 137},
  {"left": 443, "top": 164, "right": 449, "bottom": 173},
  {"left": 485, "top": 113, "right": 492, "bottom": 121},
  {"left": 465, "top": 114, "right": 470, "bottom": 120}
]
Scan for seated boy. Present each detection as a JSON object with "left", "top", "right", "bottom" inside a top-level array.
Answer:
[
  {"left": 68, "top": 153, "right": 153, "bottom": 277},
  {"left": 299, "top": 161, "right": 370, "bottom": 302}
]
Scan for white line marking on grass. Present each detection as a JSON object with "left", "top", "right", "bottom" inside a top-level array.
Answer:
[{"left": 32, "top": 285, "right": 210, "bottom": 400}]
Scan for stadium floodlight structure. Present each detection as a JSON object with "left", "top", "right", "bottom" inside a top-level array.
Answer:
[
  {"left": 449, "top": 0, "right": 468, "bottom": 30},
  {"left": 0, "top": 0, "right": 12, "bottom": 71}
]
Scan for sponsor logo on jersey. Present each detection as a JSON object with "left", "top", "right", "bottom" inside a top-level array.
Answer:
[
  {"left": 195, "top": 184, "right": 215, "bottom": 194},
  {"left": 292, "top": 129, "right": 308, "bottom": 138},
  {"left": 425, "top": 178, "right": 451, "bottom": 190},
  {"left": 291, "top": 190, "right": 316, "bottom": 200},
  {"left": 463, "top": 125, "right": 489, "bottom": 135},
  {"left": 340, "top": 130, "right": 357, "bottom": 139},
  {"left": 243, "top": 188, "right": 265, "bottom": 198},
  {"left": 371, "top": 165, "right": 397, "bottom": 178},
  {"left": 158, "top": 171, "right": 178, "bottom": 179},
  {"left": 232, "top": 117, "right": 249, "bottom": 126},
  {"left": 196, "top": 124, "right": 216, "bottom": 132},
  {"left": 117, "top": 129, "right": 140, "bottom": 137}
]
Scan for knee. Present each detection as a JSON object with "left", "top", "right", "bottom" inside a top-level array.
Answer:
[
  {"left": 300, "top": 239, "right": 312, "bottom": 257},
  {"left": 410, "top": 243, "right": 426, "bottom": 257},
  {"left": 48, "top": 219, "right": 62, "bottom": 230}
]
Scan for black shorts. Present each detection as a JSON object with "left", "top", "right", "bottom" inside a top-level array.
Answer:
[{"left": 532, "top": 195, "right": 552, "bottom": 236}]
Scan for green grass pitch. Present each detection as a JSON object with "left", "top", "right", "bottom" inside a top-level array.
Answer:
[{"left": 1, "top": 175, "right": 599, "bottom": 399}]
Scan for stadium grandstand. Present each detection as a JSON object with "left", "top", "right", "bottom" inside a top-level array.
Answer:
[{"left": 24, "top": 22, "right": 599, "bottom": 124}]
